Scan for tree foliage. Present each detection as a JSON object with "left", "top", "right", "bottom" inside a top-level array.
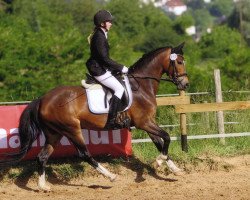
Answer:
[
  {"left": 228, "top": 0, "right": 250, "bottom": 45},
  {"left": 0, "top": 0, "right": 249, "bottom": 101},
  {"left": 209, "top": 0, "right": 234, "bottom": 17}
]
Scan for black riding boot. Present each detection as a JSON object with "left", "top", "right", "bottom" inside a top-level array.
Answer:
[
  {"left": 106, "top": 95, "right": 121, "bottom": 128},
  {"left": 105, "top": 95, "right": 131, "bottom": 129}
]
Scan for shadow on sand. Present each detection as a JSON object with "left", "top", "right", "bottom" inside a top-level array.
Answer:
[{"left": 0, "top": 155, "right": 178, "bottom": 191}]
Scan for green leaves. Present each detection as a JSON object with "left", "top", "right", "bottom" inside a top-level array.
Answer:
[
  {"left": 199, "top": 26, "right": 242, "bottom": 59},
  {"left": 0, "top": 0, "right": 249, "bottom": 101},
  {"left": 0, "top": 0, "right": 88, "bottom": 101}
]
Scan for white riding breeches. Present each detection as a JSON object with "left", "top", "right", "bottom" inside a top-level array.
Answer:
[{"left": 94, "top": 71, "right": 124, "bottom": 99}]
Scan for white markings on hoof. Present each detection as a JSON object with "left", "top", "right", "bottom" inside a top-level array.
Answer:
[
  {"left": 96, "top": 163, "right": 117, "bottom": 181},
  {"left": 38, "top": 172, "right": 51, "bottom": 191},
  {"left": 156, "top": 154, "right": 168, "bottom": 167},
  {"left": 166, "top": 159, "right": 184, "bottom": 176},
  {"left": 109, "top": 173, "right": 117, "bottom": 182}
]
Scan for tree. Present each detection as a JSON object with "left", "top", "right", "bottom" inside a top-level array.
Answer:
[
  {"left": 185, "top": 0, "right": 207, "bottom": 10},
  {"left": 173, "top": 13, "right": 195, "bottom": 35},
  {"left": 0, "top": 0, "right": 87, "bottom": 101},
  {"left": 198, "top": 25, "right": 250, "bottom": 90},
  {"left": 228, "top": 0, "right": 250, "bottom": 45},
  {"left": 106, "top": 0, "right": 146, "bottom": 40},
  {"left": 199, "top": 26, "right": 242, "bottom": 59},
  {"left": 209, "top": 0, "right": 234, "bottom": 18},
  {"left": 192, "top": 8, "right": 213, "bottom": 34},
  {"left": 0, "top": 0, "right": 248, "bottom": 100},
  {"left": 0, "top": 0, "right": 13, "bottom": 13}
]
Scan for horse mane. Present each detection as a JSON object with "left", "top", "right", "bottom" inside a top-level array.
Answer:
[{"left": 129, "top": 46, "right": 172, "bottom": 73}]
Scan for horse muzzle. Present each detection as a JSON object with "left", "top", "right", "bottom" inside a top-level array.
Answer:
[{"left": 176, "top": 76, "right": 189, "bottom": 90}]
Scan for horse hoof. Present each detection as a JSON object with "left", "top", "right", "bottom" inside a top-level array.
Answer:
[
  {"left": 153, "top": 161, "right": 160, "bottom": 168},
  {"left": 173, "top": 169, "right": 185, "bottom": 176},
  {"left": 110, "top": 174, "right": 117, "bottom": 182},
  {"left": 38, "top": 183, "right": 51, "bottom": 192},
  {"left": 166, "top": 159, "right": 184, "bottom": 176}
]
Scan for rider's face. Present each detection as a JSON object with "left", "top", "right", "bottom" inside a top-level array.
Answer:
[{"left": 103, "top": 21, "right": 112, "bottom": 31}]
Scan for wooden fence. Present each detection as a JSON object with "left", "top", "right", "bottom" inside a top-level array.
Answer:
[{"left": 156, "top": 69, "right": 250, "bottom": 152}]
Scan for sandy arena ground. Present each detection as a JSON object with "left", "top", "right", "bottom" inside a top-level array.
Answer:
[{"left": 0, "top": 155, "right": 249, "bottom": 200}]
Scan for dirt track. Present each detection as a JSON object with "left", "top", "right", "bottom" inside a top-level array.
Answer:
[{"left": 0, "top": 155, "right": 249, "bottom": 200}]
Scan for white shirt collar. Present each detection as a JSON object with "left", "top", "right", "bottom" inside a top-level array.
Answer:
[{"left": 100, "top": 28, "right": 108, "bottom": 39}]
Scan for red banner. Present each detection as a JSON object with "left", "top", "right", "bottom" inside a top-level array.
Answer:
[{"left": 0, "top": 105, "right": 132, "bottom": 160}]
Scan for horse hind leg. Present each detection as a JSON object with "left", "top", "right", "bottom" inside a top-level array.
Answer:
[
  {"left": 37, "top": 132, "right": 62, "bottom": 191},
  {"left": 68, "top": 128, "right": 117, "bottom": 182},
  {"left": 77, "top": 147, "right": 117, "bottom": 182}
]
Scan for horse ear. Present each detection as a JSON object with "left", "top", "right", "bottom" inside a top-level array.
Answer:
[
  {"left": 172, "top": 42, "right": 185, "bottom": 54},
  {"left": 179, "top": 42, "right": 185, "bottom": 49},
  {"left": 176, "top": 42, "right": 185, "bottom": 51}
]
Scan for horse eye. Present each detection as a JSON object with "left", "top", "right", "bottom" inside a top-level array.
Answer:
[{"left": 177, "top": 61, "right": 183, "bottom": 65}]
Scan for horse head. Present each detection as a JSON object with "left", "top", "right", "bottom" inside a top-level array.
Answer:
[
  {"left": 163, "top": 42, "right": 189, "bottom": 90},
  {"left": 128, "top": 43, "right": 189, "bottom": 91}
]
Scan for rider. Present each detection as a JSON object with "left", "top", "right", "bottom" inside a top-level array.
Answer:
[{"left": 86, "top": 10, "right": 129, "bottom": 128}]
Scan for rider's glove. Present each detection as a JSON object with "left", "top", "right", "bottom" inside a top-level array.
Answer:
[{"left": 122, "top": 66, "right": 128, "bottom": 74}]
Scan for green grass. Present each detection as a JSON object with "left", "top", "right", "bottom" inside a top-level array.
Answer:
[
  {"left": 133, "top": 137, "right": 250, "bottom": 159},
  {"left": 132, "top": 92, "right": 250, "bottom": 164}
]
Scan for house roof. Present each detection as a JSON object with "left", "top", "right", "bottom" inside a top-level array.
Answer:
[{"left": 166, "top": 0, "right": 185, "bottom": 7}]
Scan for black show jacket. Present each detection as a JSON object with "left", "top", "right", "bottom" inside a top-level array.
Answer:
[{"left": 86, "top": 28, "right": 123, "bottom": 76}]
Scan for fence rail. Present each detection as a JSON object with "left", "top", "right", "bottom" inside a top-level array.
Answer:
[
  {"left": 132, "top": 132, "right": 250, "bottom": 143},
  {"left": 175, "top": 101, "right": 250, "bottom": 113}
]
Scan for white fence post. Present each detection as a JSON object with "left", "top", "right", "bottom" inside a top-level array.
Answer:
[{"left": 214, "top": 69, "right": 226, "bottom": 145}]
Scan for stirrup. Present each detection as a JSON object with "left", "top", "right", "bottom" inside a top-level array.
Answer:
[
  {"left": 105, "top": 115, "right": 131, "bottom": 130},
  {"left": 116, "top": 112, "right": 131, "bottom": 128}
]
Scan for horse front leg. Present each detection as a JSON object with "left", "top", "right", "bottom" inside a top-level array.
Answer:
[{"left": 142, "top": 122, "right": 183, "bottom": 175}]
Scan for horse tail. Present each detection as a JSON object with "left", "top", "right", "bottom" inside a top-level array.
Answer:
[{"left": 0, "top": 98, "right": 42, "bottom": 166}]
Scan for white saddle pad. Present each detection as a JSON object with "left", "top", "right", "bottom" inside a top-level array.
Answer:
[{"left": 81, "top": 76, "right": 133, "bottom": 114}]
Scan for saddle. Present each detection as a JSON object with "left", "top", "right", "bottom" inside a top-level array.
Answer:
[{"left": 81, "top": 73, "right": 133, "bottom": 129}]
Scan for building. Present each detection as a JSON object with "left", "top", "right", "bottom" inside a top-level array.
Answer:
[
  {"left": 163, "top": 0, "right": 187, "bottom": 16},
  {"left": 140, "top": 0, "right": 167, "bottom": 7}
]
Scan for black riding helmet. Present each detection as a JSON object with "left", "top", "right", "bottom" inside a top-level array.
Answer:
[{"left": 94, "top": 10, "right": 113, "bottom": 27}]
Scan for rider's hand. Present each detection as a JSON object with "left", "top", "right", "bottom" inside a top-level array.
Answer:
[{"left": 122, "top": 66, "right": 128, "bottom": 74}]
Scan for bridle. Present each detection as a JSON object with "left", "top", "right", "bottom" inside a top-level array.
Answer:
[
  {"left": 168, "top": 54, "right": 187, "bottom": 85},
  {"left": 128, "top": 53, "right": 187, "bottom": 86}
]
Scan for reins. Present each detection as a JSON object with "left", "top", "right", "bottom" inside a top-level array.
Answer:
[
  {"left": 127, "top": 74, "right": 174, "bottom": 92},
  {"left": 127, "top": 74, "right": 174, "bottom": 83},
  {"left": 127, "top": 53, "right": 187, "bottom": 91}
]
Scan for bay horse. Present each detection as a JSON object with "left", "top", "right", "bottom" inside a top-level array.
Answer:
[{"left": 1, "top": 42, "right": 189, "bottom": 191}]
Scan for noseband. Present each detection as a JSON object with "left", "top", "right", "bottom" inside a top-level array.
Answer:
[{"left": 168, "top": 54, "right": 187, "bottom": 85}]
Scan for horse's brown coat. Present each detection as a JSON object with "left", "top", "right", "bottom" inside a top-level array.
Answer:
[{"left": 1, "top": 44, "right": 189, "bottom": 189}]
